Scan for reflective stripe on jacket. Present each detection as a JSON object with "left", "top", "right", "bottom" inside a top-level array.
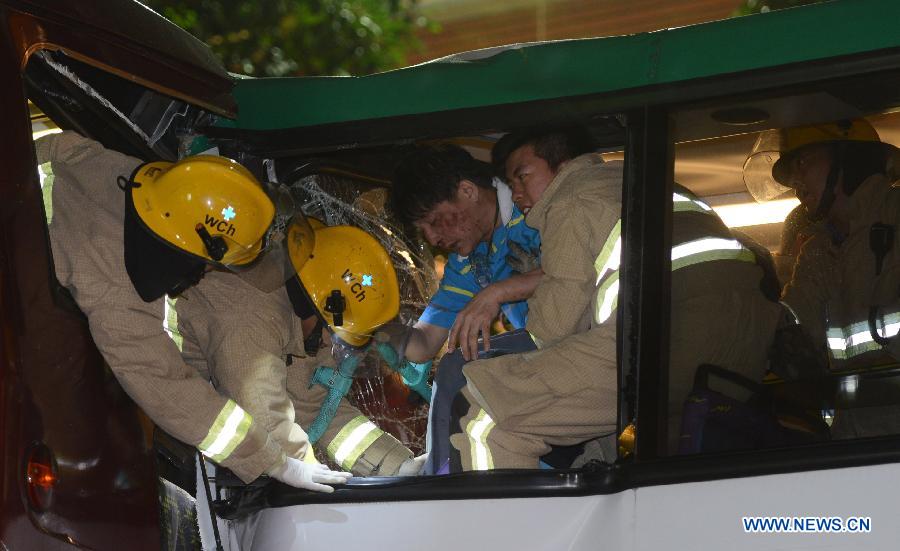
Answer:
[
  {"left": 326, "top": 415, "right": 387, "bottom": 471},
  {"left": 783, "top": 174, "right": 900, "bottom": 368},
  {"left": 827, "top": 311, "right": 900, "bottom": 360},
  {"left": 593, "top": 188, "right": 756, "bottom": 325},
  {"left": 199, "top": 399, "right": 253, "bottom": 462}
]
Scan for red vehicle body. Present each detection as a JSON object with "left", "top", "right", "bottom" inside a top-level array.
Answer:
[{"left": 0, "top": 2, "right": 235, "bottom": 548}]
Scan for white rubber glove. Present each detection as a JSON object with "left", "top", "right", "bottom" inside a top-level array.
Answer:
[
  {"left": 397, "top": 454, "right": 428, "bottom": 476},
  {"left": 267, "top": 457, "right": 352, "bottom": 493}
]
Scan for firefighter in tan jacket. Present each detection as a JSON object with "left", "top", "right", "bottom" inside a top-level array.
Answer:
[
  {"left": 37, "top": 131, "right": 350, "bottom": 491},
  {"left": 176, "top": 219, "right": 419, "bottom": 477},
  {"left": 448, "top": 127, "right": 781, "bottom": 469},
  {"left": 746, "top": 119, "right": 900, "bottom": 436}
]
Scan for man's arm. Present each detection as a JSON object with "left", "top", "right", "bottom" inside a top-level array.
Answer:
[
  {"left": 400, "top": 254, "right": 483, "bottom": 362},
  {"left": 85, "top": 288, "right": 284, "bottom": 483},
  {"left": 192, "top": 280, "right": 315, "bottom": 464},
  {"left": 404, "top": 320, "right": 450, "bottom": 362},
  {"left": 526, "top": 192, "right": 611, "bottom": 349},
  {"left": 448, "top": 269, "right": 542, "bottom": 360}
]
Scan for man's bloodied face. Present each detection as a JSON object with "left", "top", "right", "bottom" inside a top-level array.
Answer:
[{"left": 413, "top": 179, "right": 493, "bottom": 257}]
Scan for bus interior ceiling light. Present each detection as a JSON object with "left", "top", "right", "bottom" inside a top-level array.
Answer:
[{"left": 712, "top": 198, "right": 800, "bottom": 228}]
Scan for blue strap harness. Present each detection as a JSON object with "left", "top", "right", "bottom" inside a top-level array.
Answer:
[
  {"left": 306, "top": 344, "right": 433, "bottom": 445},
  {"left": 306, "top": 353, "right": 362, "bottom": 444},
  {"left": 374, "top": 342, "right": 433, "bottom": 402}
]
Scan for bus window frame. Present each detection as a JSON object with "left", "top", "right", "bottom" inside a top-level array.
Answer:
[
  {"left": 221, "top": 55, "right": 900, "bottom": 512},
  {"left": 626, "top": 63, "right": 900, "bottom": 474}
]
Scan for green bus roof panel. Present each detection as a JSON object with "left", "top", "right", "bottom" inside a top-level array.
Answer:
[{"left": 226, "top": 0, "right": 900, "bottom": 130}]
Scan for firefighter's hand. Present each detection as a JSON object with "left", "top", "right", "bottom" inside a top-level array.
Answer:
[
  {"left": 769, "top": 323, "right": 828, "bottom": 380},
  {"left": 507, "top": 241, "right": 541, "bottom": 274},
  {"left": 397, "top": 454, "right": 428, "bottom": 476},
  {"left": 267, "top": 457, "right": 351, "bottom": 493},
  {"left": 448, "top": 286, "right": 500, "bottom": 361},
  {"left": 373, "top": 322, "right": 415, "bottom": 369}
]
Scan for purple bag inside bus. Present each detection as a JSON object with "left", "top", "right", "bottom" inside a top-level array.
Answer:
[{"left": 678, "top": 364, "right": 829, "bottom": 455}]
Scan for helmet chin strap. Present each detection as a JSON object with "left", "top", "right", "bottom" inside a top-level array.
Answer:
[{"left": 809, "top": 143, "right": 843, "bottom": 222}]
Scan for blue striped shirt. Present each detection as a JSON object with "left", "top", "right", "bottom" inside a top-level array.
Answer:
[{"left": 420, "top": 189, "right": 540, "bottom": 330}]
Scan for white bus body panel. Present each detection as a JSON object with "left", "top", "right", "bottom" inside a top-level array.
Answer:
[
  {"left": 244, "top": 492, "right": 635, "bottom": 551},
  {"left": 241, "top": 462, "right": 900, "bottom": 550},
  {"left": 635, "top": 462, "right": 900, "bottom": 550}
]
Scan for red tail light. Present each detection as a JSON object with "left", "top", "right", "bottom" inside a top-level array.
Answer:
[{"left": 25, "top": 443, "right": 57, "bottom": 511}]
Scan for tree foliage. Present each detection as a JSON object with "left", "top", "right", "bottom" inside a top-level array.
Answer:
[
  {"left": 733, "top": 0, "right": 827, "bottom": 16},
  {"left": 141, "top": 0, "right": 433, "bottom": 77}
]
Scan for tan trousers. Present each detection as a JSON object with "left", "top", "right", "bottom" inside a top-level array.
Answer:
[{"left": 449, "top": 327, "right": 617, "bottom": 470}]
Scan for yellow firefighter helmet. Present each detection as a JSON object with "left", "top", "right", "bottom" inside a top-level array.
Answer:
[
  {"left": 130, "top": 155, "right": 275, "bottom": 266},
  {"left": 286, "top": 220, "right": 400, "bottom": 347},
  {"left": 124, "top": 155, "right": 278, "bottom": 301},
  {"left": 743, "top": 119, "right": 888, "bottom": 202}
]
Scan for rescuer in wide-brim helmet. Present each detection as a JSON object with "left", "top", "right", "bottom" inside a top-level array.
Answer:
[
  {"left": 123, "top": 155, "right": 288, "bottom": 301},
  {"left": 747, "top": 118, "right": 900, "bottom": 391},
  {"left": 743, "top": 119, "right": 900, "bottom": 221}
]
